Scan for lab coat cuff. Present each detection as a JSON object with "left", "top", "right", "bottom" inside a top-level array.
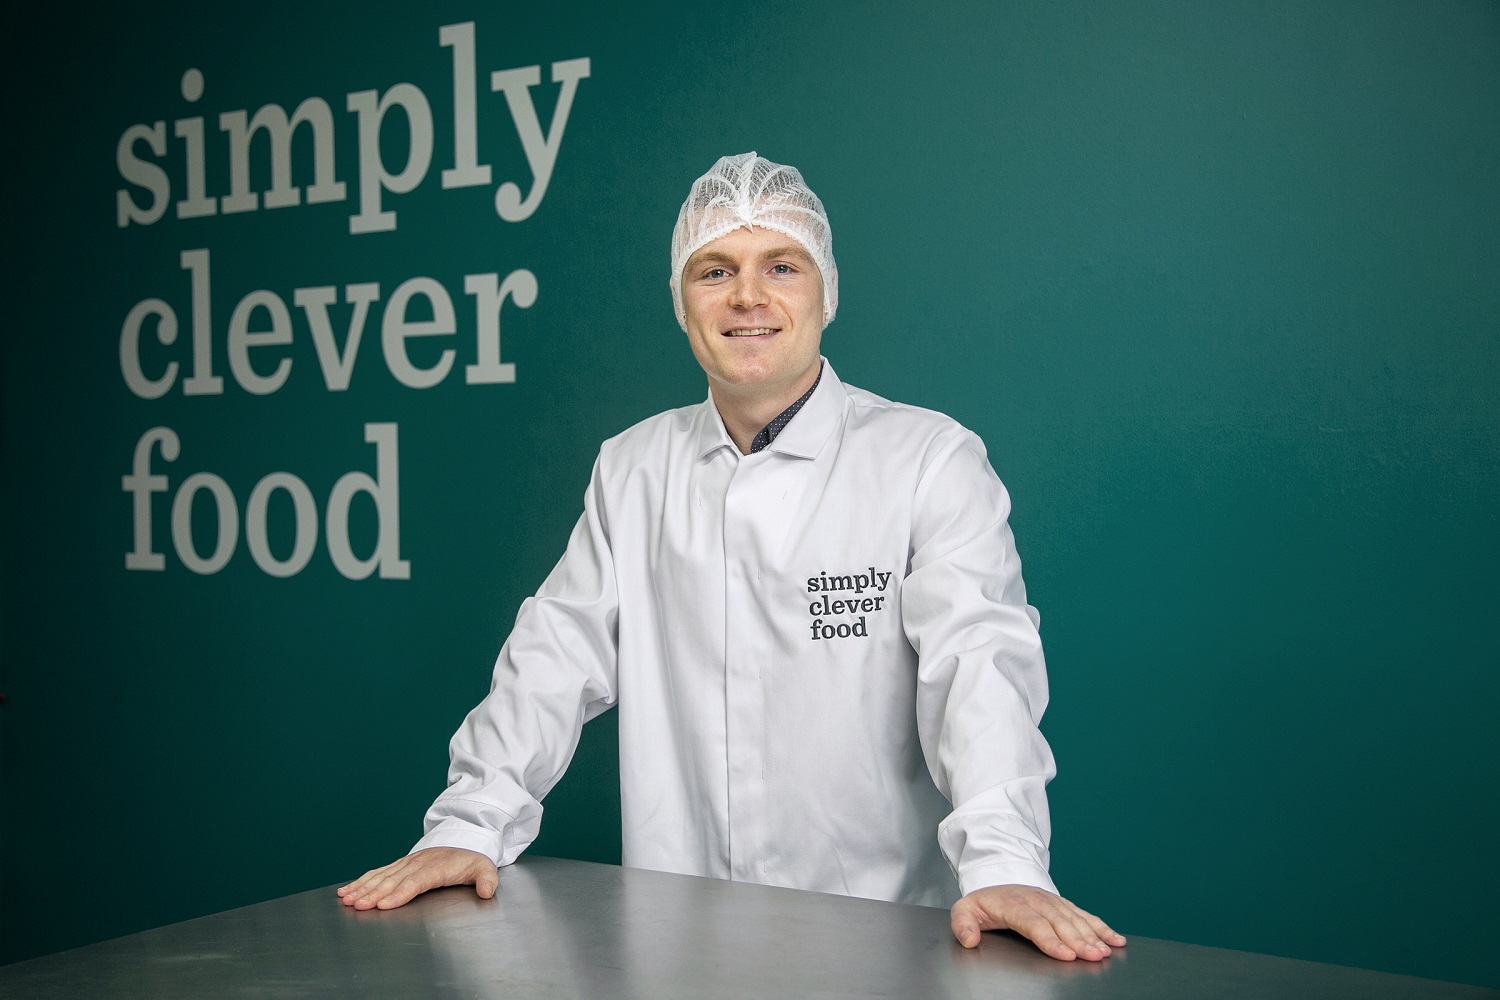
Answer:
[
  {"left": 411, "top": 823, "right": 505, "bottom": 866},
  {"left": 957, "top": 861, "right": 1058, "bottom": 898}
]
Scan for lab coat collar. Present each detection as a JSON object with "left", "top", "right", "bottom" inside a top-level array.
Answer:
[
  {"left": 766, "top": 359, "right": 843, "bottom": 459},
  {"left": 694, "top": 357, "right": 846, "bottom": 461}
]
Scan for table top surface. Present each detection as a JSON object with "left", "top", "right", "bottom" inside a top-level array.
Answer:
[{"left": 3, "top": 857, "right": 1494, "bottom": 999}]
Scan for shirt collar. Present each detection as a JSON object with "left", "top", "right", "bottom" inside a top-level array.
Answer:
[
  {"left": 693, "top": 357, "right": 846, "bottom": 461},
  {"left": 765, "top": 359, "right": 843, "bottom": 459},
  {"left": 749, "top": 363, "right": 823, "bottom": 453}
]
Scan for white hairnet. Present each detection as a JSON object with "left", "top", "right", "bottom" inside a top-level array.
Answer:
[{"left": 670, "top": 152, "right": 837, "bottom": 330}]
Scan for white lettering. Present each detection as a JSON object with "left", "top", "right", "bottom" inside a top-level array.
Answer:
[
  {"left": 245, "top": 472, "right": 318, "bottom": 577},
  {"left": 382, "top": 277, "right": 456, "bottom": 389},
  {"left": 490, "top": 57, "right": 590, "bottom": 221},
  {"left": 440, "top": 22, "right": 491, "bottom": 189},
  {"left": 295, "top": 283, "right": 381, "bottom": 391},
  {"left": 125, "top": 424, "right": 408, "bottom": 579},
  {"left": 220, "top": 98, "right": 347, "bottom": 214},
  {"left": 119, "top": 299, "right": 179, "bottom": 400},
  {"left": 115, "top": 122, "right": 169, "bottom": 227},
  {"left": 174, "top": 71, "right": 216, "bottom": 220},
  {"left": 347, "top": 84, "right": 434, "bottom": 234},
  {"left": 179, "top": 249, "right": 223, "bottom": 395},
  {"left": 326, "top": 423, "right": 410, "bottom": 580},
  {"left": 227, "top": 289, "right": 294, "bottom": 395},
  {"left": 114, "top": 37, "right": 592, "bottom": 232},
  {"left": 174, "top": 117, "right": 216, "bottom": 219},
  {"left": 464, "top": 269, "right": 535, "bottom": 384},
  {"left": 122, "top": 427, "right": 180, "bottom": 570},
  {"left": 118, "top": 253, "right": 536, "bottom": 396},
  {"left": 171, "top": 472, "right": 239, "bottom": 575}
]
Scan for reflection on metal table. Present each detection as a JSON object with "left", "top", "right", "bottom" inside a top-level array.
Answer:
[{"left": 2, "top": 857, "right": 1494, "bottom": 999}]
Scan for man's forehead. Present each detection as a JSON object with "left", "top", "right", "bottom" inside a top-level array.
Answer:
[{"left": 685, "top": 227, "right": 817, "bottom": 268}]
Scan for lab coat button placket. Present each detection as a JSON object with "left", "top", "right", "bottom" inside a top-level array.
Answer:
[{"left": 722, "top": 458, "right": 771, "bottom": 880}]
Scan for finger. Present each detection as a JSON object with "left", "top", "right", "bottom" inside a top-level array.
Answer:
[
  {"left": 373, "top": 871, "right": 436, "bottom": 909},
  {"left": 365, "top": 861, "right": 444, "bottom": 909},
  {"left": 1010, "top": 911, "right": 1077, "bottom": 962},
  {"left": 1020, "top": 895, "right": 1105, "bottom": 954},
  {"left": 338, "top": 866, "right": 386, "bottom": 895},
  {"left": 365, "top": 854, "right": 486, "bottom": 910},
  {"left": 950, "top": 904, "right": 983, "bottom": 949},
  {"left": 338, "top": 870, "right": 388, "bottom": 895},
  {"left": 340, "top": 851, "right": 497, "bottom": 910},
  {"left": 954, "top": 890, "right": 1021, "bottom": 934},
  {"left": 1042, "top": 901, "right": 1111, "bottom": 960},
  {"left": 339, "top": 866, "right": 402, "bottom": 905},
  {"left": 349, "top": 859, "right": 426, "bottom": 909},
  {"left": 338, "top": 861, "right": 402, "bottom": 898},
  {"left": 475, "top": 864, "right": 499, "bottom": 899},
  {"left": 1056, "top": 900, "right": 1120, "bottom": 958},
  {"left": 1074, "top": 907, "right": 1126, "bottom": 947},
  {"left": 1058, "top": 919, "right": 1111, "bottom": 961}
]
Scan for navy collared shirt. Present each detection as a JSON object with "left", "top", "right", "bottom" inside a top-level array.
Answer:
[{"left": 748, "top": 363, "right": 824, "bottom": 454}]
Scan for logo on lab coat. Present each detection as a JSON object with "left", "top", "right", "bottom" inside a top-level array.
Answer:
[{"left": 806, "top": 567, "right": 892, "bottom": 640}]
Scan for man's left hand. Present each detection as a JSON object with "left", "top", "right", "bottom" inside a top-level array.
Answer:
[{"left": 950, "top": 884, "right": 1126, "bottom": 961}]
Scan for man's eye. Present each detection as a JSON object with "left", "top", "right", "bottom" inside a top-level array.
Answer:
[
  {"left": 704, "top": 267, "right": 730, "bottom": 280},
  {"left": 770, "top": 263, "right": 794, "bottom": 274}
]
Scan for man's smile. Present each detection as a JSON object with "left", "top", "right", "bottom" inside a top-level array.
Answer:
[{"left": 722, "top": 327, "right": 779, "bottom": 338}]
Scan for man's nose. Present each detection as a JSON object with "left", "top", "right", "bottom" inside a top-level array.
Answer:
[{"left": 728, "top": 271, "right": 767, "bottom": 308}]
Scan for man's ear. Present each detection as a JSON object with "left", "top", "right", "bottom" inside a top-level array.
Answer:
[{"left": 670, "top": 278, "right": 688, "bottom": 331}]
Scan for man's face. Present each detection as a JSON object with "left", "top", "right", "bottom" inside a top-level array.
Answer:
[{"left": 679, "top": 225, "right": 825, "bottom": 403}]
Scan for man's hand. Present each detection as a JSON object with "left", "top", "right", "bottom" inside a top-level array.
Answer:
[
  {"left": 336, "top": 847, "right": 499, "bottom": 910},
  {"left": 950, "top": 884, "right": 1125, "bottom": 961}
]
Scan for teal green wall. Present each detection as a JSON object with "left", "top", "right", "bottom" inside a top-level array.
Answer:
[{"left": 3, "top": 1, "right": 1497, "bottom": 988}]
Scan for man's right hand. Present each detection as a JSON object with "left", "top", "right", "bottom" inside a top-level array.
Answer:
[{"left": 336, "top": 847, "right": 500, "bottom": 910}]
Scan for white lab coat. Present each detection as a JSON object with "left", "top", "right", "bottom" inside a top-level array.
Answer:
[{"left": 415, "top": 360, "right": 1058, "bottom": 906}]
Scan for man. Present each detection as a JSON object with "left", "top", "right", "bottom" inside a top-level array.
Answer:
[{"left": 339, "top": 153, "right": 1125, "bottom": 962}]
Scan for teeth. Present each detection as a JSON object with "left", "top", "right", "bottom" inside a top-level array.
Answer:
[{"left": 724, "top": 328, "right": 776, "bottom": 337}]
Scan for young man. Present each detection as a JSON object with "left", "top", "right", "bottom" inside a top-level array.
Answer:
[{"left": 340, "top": 153, "right": 1124, "bottom": 962}]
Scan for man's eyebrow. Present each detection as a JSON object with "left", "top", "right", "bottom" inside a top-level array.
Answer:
[
  {"left": 758, "top": 244, "right": 815, "bottom": 266},
  {"left": 685, "top": 243, "right": 816, "bottom": 271},
  {"left": 687, "top": 250, "right": 736, "bottom": 268}
]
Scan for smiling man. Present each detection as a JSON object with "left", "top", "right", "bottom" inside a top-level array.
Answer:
[
  {"left": 676, "top": 225, "right": 824, "bottom": 451},
  {"left": 339, "top": 152, "right": 1124, "bottom": 962}
]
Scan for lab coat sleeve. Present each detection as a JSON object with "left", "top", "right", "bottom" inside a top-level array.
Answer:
[
  {"left": 411, "top": 458, "right": 620, "bottom": 866},
  {"left": 902, "top": 427, "right": 1059, "bottom": 898}
]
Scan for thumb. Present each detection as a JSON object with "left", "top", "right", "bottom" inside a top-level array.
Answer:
[
  {"left": 475, "top": 867, "right": 499, "bottom": 899},
  {"left": 950, "top": 904, "right": 982, "bottom": 949}
]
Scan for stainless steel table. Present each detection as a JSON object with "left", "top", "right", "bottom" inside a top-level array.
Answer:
[{"left": 2, "top": 857, "right": 1493, "bottom": 998}]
